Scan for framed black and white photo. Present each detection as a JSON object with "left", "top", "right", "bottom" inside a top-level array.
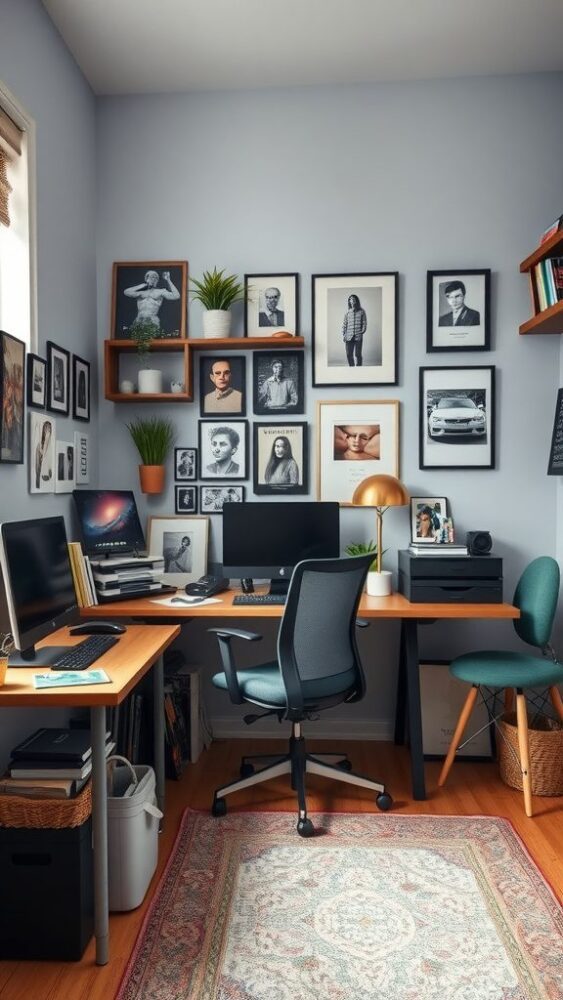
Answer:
[
  {"left": 0, "top": 330, "right": 25, "bottom": 464},
  {"left": 74, "top": 431, "right": 90, "bottom": 485},
  {"left": 111, "top": 260, "right": 188, "bottom": 340},
  {"left": 175, "top": 485, "right": 198, "bottom": 514},
  {"left": 46, "top": 341, "right": 70, "bottom": 416},
  {"left": 55, "top": 439, "right": 75, "bottom": 493},
  {"left": 29, "top": 412, "right": 55, "bottom": 493},
  {"left": 198, "top": 420, "right": 248, "bottom": 480},
  {"left": 252, "top": 351, "right": 304, "bottom": 416},
  {"left": 244, "top": 273, "right": 299, "bottom": 338},
  {"left": 200, "top": 485, "right": 245, "bottom": 514},
  {"left": 147, "top": 515, "right": 208, "bottom": 587},
  {"left": 420, "top": 366, "right": 495, "bottom": 470},
  {"left": 253, "top": 422, "right": 308, "bottom": 496},
  {"left": 199, "top": 356, "right": 246, "bottom": 417},
  {"left": 26, "top": 353, "right": 46, "bottom": 409},
  {"left": 312, "top": 273, "right": 397, "bottom": 387},
  {"left": 410, "top": 497, "right": 449, "bottom": 543},
  {"left": 427, "top": 270, "right": 490, "bottom": 352},
  {"left": 72, "top": 354, "right": 90, "bottom": 422},
  {"left": 174, "top": 447, "right": 197, "bottom": 481},
  {"left": 420, "top": 661, "right": 493, "bottom": 760},
  {"left": 547, "top": 388, "right": 563, "bottom": 476},
  {"left": 317, "top": 399, "right": 399, "bottom": 503}
]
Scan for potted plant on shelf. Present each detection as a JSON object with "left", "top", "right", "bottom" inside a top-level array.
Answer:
[
  {"left": 129, "top": 320, "right": 163, "bottom": 394},
  {"left": 126, "top": 416, "right": 175, "bottom": 494},
  {"left": 191, "top": 267, "right": 246, "bottom": 338},
  {"left": 345, "top": 540, "right": 386, "bottom": 595}
]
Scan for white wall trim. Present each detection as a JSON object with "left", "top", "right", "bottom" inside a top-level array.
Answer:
[{"left": 210, "top": 716, "right": 394, "bottom": 741}]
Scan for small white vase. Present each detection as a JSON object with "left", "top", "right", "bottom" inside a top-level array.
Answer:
[
  {"left": 138, "top": 369, "right": 163, "bottom": 394},
  {"left": 366, "top": 570, "right": 392, "bottom": 597},
  {"left": 203, "top": 309, "right": 231, "bottom": 338}
]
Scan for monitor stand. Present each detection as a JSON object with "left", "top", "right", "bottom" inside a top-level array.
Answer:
[
  {"left": 268, "top": 579, "right": 289, "bottom": 597},
  {"left": 8, "top": 646, "right": 70, "bottom": 668}
]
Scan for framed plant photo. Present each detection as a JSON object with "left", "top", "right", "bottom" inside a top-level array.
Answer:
[
  {"left": 46, "top": 341, "right": 70, "bottom": 416},
  {"left": 420, "top": 366, "right": 495, "bottom": 470},
  {"left": 200, "top": 485, "right": 245, "bottom": 514},
  {"left": 111, "top": 260, "right": 188, "bottom": 340},
  {"left": 147, "top": 515, "right": 209, "bottom": 587},
  {"left": 199, "top": 356, "right": 246, "bottom": 417},
  {"left": 198, "top": 420, "right": 248, "bottom": 480},
  {"left": 55, "top": 439, "right": 75, "bottom": 493},
  {"left": 0, "top": 330, "right": 25, "bottom": 464},
  {"left": 427, "top": 270, "right": 490, "bottom": 352},
  {"left": 74, "top": 430, "right": 90, "bottom": 484},
  {"left": 312, "top": 273, "right": 398, "bottom": 387},
  {"left": 252, "top": 351, "right": 304, "bottom": 416},
  {"left": 26, "top": 353, "right": 46, "bottom": 409},
  {"left": 72, "top": 354, "right": 90, "bottom": 422},
  {"left": 253, "top": 422, "right": 308, "bottom": 496},
  {"left": 174, "top": 446, "right": 197, "bottom": 481},
  {"left": 175, "top": 485, "right": 198, "bottom": 514},
  {"left": 29, "top": 412, "right": 55, "bottom": 493},
  {"left": 244, "top": 273, "right": 299, "bottom": 338},
  {"left": 317, "top": 400, "right": 399, "bottom": 504},
  {"left": 410, "top": 497, "right": 451, "bottom": 543}
]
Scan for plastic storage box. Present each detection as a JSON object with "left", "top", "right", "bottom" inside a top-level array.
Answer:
[{"left": 107, "top": 757, "right": 163, "bottom": 911}]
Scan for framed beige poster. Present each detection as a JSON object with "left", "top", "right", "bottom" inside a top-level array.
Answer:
[{"left": 317, "top": 399, "right": 399, "bottom": 504}]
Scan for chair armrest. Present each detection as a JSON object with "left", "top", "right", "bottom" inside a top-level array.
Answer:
[
  {"left": 208, "top": 627, "right": 262, "bottom": 642},
  {"left": 208, "top": 628, "right": 263, "bottom": 705},
  {"left": 355, "top": 618, "right": 370, "bottom": 629}
]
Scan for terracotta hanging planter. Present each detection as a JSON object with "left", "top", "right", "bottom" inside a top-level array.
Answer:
[{"left": 139, "top": 464, "right": 165, "bottom": 495}]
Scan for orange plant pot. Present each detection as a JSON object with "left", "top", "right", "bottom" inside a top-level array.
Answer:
[{"left": 139, "top": 465, "right": 165, "bottom": 495}]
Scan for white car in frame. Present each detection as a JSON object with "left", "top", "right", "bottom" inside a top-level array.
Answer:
[{"left": 428, "top": 396, "right": 486, "bottom": 439}]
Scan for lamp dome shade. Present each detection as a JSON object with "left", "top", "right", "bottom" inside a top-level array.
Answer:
[{"left": 352, "top": 474, "right": 410, "bottom": 508}]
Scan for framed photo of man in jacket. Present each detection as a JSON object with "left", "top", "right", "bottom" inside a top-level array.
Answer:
[{"left": 427, "top": 269, "right": 490, "bottom": 352}]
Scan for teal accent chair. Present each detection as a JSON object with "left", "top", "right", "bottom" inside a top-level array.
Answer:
[{"left": 439, "top": 556, "right": 563, "bottom": 817}]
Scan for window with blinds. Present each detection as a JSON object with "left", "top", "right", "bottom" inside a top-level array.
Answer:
[{"left": 0, "top": 108, "right": 22, "bottom": 227}]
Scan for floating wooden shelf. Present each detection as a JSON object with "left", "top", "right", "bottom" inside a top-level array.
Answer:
[
  {"left": 519, "top": 228, "right": 563, "bottom": 335},
  {"left": 519, "top": 300, "right": 563, "bottom": 336}
]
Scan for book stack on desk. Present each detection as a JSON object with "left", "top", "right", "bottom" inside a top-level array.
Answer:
[
  {"left": 1, "top": 727, "right": 115, "bottom": 798},
  {"left": 90, "top": 555, "right": 166, "bottom": 600},
  {"left": 408, "top": 542, "right": 468, "bottom": 557}
]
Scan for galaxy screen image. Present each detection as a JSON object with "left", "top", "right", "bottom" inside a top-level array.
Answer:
[{"left": 72, "top": 490, "right": 146, "bottom": 555}]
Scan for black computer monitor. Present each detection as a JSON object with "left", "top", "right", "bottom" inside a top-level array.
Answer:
[
  {"left": 222, "top": 501, "right": 340, "bottom": 594},
  {"left": 0, "top": 516, "right": 80, "bottom": 666},
  {"left": 72, "top": 489, "right": 146, "bottom": 557}
]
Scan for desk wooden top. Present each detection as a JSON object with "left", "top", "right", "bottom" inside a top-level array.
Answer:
[{"left": 0, "top": 624, "right": 180, "bottom": 708}]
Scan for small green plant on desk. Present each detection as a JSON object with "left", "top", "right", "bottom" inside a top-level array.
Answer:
[{"left": 345, "top": 540, "right": 381, "bottom": 571}]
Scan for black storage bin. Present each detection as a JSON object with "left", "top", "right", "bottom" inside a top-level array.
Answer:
[
  {"left": 398, "top": 550, "right": 503, "bottom": 603},
  {"left": 0, "top": 818, "right": 94, "bottom": 960}
]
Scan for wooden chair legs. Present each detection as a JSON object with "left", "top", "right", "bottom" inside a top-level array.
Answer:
[
  {"left": 515, "top": 690, "right": 533, "bottom": 817},
  {"left": 549, "top": 685, "right": 563, "bottom": 721},
  {"left": 438, "top": 685, "right": 479, "bottom": 787}
]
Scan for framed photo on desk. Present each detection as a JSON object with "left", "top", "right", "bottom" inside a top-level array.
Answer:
[{"left": 147, "top": 516, "right": 209, "bottom": 587}]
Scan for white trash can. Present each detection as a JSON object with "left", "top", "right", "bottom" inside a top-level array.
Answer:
[{"left": 106, "top": 756, "right": 163, "bottom": 912}]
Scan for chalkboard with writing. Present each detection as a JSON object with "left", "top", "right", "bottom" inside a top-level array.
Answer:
[{"left": 547, "top": 389, "right": 563, "bottom": 475}]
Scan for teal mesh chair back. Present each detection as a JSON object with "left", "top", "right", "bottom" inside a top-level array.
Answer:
[{"left": 513, "top": 556, "right": 560, "bottom": 649}]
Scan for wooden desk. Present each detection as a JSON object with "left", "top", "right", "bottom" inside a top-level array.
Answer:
[
  {"left": 83, "top": 591, "right": 519, "bottom": 802},
  {"left": 0, "top": 623, "right": 180, "bottom": 966}
]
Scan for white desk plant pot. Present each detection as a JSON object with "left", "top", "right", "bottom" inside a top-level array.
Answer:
[
  {"left": 344, "top": 541, "right": 390, "bottom": 596},
  {"left": 351, "top": 474, "right": 410, "bottom": 598},
  {"left": 126, "top": 416, "right": 175, "bottom": 495},
  {"left": 191, "top": 267, "right": 246, "bottom": 339},
  {"left": 130, "top": 320, "right": 163, "bottom": 394}
]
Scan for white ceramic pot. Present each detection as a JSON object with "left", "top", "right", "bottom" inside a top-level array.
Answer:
[
  {"left": 366, "top": 570, "right": 392, "bottom": 597},
  {"left": 138, "top": 369, "right": 163, "bottom": 394},
  {"left": 203, "top": 309, "right": 231, "bottom": 338}
]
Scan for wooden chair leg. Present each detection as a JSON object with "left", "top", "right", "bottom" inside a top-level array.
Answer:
[
  {"left": 438, "top": 685, "right": 479, "bottom": 787},
  {"left": 516, "top": 691, "right": 533, "bottom": 817},
  {"left": 504, "top": 688, "right": 514, "bottom": 714},
  {"left": 549, "top": 685, "right": 563, "bottom": 722}
]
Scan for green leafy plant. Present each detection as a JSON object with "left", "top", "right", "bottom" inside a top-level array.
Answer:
[
  {"left": 190, "top": 267, "right": 246, "bottom": 311},
  {"left": 126, "top": 416, "right": 175, "bottom": 466},
  {"left": 129, "top": 320, "right": 161, "bottom": 366},
  {"left": 345, "top": 540, "right": 383, "bottom": 572}
]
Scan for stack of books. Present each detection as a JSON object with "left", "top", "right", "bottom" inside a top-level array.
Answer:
[
  {"left": 409, "top": 542, "right": 468, "bottom": 557},
  {"left": 534, "top": 257, "right": 563, "bottom": 311},
  {"left": 90, "top": 555, "right": 166, "bottom": 602},
  {"left": 0, "top": 727, "right": 115, "bottom": 798},
  {"left": 68, "top": 541, "right": 98, "bottom": 608}
]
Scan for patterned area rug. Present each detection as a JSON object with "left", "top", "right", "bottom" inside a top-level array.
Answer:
[{"left": 117, "top": 811, "right": 563, "bottom": 1000}]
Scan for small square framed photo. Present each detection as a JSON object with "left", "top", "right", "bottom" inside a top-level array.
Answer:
[
  {"left": 253, "top": 422, "right": 308, "bottom": 495},
  {"left": 244, "top": 273, "right": 299, "bottom": 338},
  {"left": 29, "top": 412, "right": 55, "bottom": 493},
  {"left": 0, "top": 330, "right": 25, "bottom": 464},
  {"left": 174, "top": 447, "right": 197, "bottom": 481},
  {"left": 317, "top": 399, "right": 399, "bottom": 504},
  {"left": 72, "top": 354, "right": 90, "bottom": 421},
  {"left": 420, "top": 366, "right": 495, "bottom": 470},
  {"left": 26, "top": 353, "right": 46, "bottom": 409},
  {"left": 427, "top": 270, "right": 490, "bottom": 352},
  {"left": 55, "top": 439, "right": 75, "bottom": 493},
  {"left": 410, "top": 497, "right": 451, "bottom": 543},
  {"left": 175, "top": 485, "right": 198, "bottom": 514},
  {"left": 198, "top": 420, "right": 248, "bottom": 480},
  {"left": 46, "top": 341, "right": 70, "bottom": 415},
  {"left": 111, "top": 261, "right": 188, "bottom": 339},
  {"left": 200, "top": 485, "right": 245, "bottom": 514},
  {"left": 252, "top": 351, "right": 304, "bottom": 415},
  {"left": 199, "top": 356, "right": 246, "bottom": 416},
  {"left": 147, "top": 515, "right": 209, "bottom": 587}
]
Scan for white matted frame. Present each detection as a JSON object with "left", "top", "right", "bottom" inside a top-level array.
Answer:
[
  {"left": 244, "top": 273, "right": 299, "bottom": 338},
  {"left": 420, "top": 365, "right": 495, "bottom": 470},
  {"left": 420, "top": 661, "right": 493, "bottom": 760},
  {"left": 147, "top": 515, "right": 208, "bottom": 587},
  {"left": 317, "top": 399, "right": 399, "bottom": 504},
  {"left": 29, "top": 411, "right": 55, "bottom": 493}
]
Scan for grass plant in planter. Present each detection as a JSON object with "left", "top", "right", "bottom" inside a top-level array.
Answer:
[
  {"left": 191, "top": 267, "right": 246, "bottom": 338},
  {"left": 126, "top": 416, "right": 175, "bottom": 494},
  {"left": 345, "top": 540, "right": 386, "bottom": 594},
  {"left": 129, "top": 320, "right": 163, "bottom": 393}
]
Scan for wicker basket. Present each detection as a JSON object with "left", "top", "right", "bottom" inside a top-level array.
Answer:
[
  {"left": 0, "top": 781, "right": 92, "bottom": 829},
  {"left": 498, "top": 713, "right": 563, "bottom": 796}
]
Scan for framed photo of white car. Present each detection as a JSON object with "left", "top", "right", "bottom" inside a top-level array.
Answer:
[
  {"left": 427, "top": 270, "right": 490, "bottom": 352},
  {"left": 420, "top": 366, "right": 495, "bottom": 470}
]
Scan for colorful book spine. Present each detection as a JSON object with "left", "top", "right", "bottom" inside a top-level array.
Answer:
[
  {"left": 541, "top": 259, "right": 557, "bottom": 307},
  {"left": 534, "top": 263, "right": 548, "bottom": 311}
]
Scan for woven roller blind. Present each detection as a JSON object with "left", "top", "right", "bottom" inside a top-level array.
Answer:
[{"left": 0, "top": 108, "right": 23, "bottom": 228}]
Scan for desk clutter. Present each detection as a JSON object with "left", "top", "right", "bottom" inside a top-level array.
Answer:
[{"left": 0, "top": 725, "right": 115, "bottom": 798}]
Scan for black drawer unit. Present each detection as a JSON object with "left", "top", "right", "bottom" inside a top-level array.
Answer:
[{"left": 398, "top": 550, "right": 503, "bottom": 603}]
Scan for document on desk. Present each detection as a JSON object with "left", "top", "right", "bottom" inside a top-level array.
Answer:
[
  {"left": 150, "top": 595, "right": 222, "bottom": 608},
  {"left": 33, "top": 669, "right": 111, "bottom": 689}
]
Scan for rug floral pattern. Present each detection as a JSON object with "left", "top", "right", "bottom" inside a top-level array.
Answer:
[{"left": 117, "top": 812, "right": 563, "bottom": 1000}]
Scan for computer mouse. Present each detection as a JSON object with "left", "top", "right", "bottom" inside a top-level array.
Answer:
[{"left": 69, "top": 621, "right": 126, "bottom": 636}]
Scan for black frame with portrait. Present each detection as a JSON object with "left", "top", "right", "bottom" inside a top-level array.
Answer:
[
  {"left": 174, "top": 446, "right": 197, "bottom": 481},
  {"left": 175, "top": 485, "right": 198, "bottom": 514},
  {"left": 46, "top": 341, "right": 70, "bottom": 416},
  {"left": 426, "top": 269, "right": 491, "bottom": 352},
  {"left": 253, "top": 421, "right": 308, "bottom": 496},
  {"left": 111, "top": 260, "right": 188, "bottom": 340},
  {"left": 198, "top": 419, "right": 248, "bottom": 481},
  {"left": 199, "top": 355, "right": 246, "bottom": 417},
  {"left": 0, "top": 330, "right": 25, "bottom": 465},
  {"left": 252, "top": 350, "right": 305, "bottom": 416},
  {"left": 200, "top": 485, "right": 246, "bottom": 514},
  {"left": 72, "top": 354, "right": 90, "bottom": 422},
  {"left": 419, "top": 365, "right": 495, "bottom": 470},
  {"left": 26, "top": 353, "right": 46, "bottom": 409},
  {"left": 244, "top": 273, "right": 299, "bottom": 338}
]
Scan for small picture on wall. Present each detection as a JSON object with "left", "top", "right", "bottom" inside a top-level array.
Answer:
[
  {"left": 427, "top": 270, "right": 490, "bottom": 352},
  {"left": 72, "top": 355, "right": 90, "bottom": 422},
  {"left": 74, "top": 431, "right": 90, "bottom": 484},
  {"left": 46, "top": 341, "right": 70, "bottom": 416},
  {"left": 29, "top": 412, "right": 55, "bottom": 494},
  {"left": 200, "top": 485, "right": 245, "bottom": 513},
  {"left": 420, "top": 366, "right": 495, "bottom": 470},
  {"left": 317, "top": 399, "right": 399, "bottom": 503},
  {"left": 198, "top": 420, "right": 247, "bottom": 480},
  {"left": 253, "top": 422, "right": 308, "bottom": 495},
  {"left": 252, "top": 351, "right": 304, "bottom": 415},
  {"left": 175, "top": 485, "right": 198, "bottom": 514},
  {"left": 26, "top": 353, "right": 46, "bottom": 409},
  {"left": 174, "top": 447, "right": 197, "bottom": 481},
  {"left": 410, "top": 497, "right": 451, "bottom": 543},
  {"left": 1, "top": 331, "right": 25, "bottom": 464},
  {"left": 199, "top": 356, "right": 246, "bottom": 416},
  {"left": 111, "top": 261, "right": 188, "bottom": 340},
  {"left": 244, "top": 273, "right": 299, "bottom": 337},
  {"left": 55, "top": 439, "right": 75, "bottom": 493}
]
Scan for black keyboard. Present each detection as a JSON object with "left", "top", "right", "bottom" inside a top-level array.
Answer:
[
  {"left": 51, "top": 634, "right": 120, "bottom": 671},
  {"left": 232, "top": 594, "right": 287, "bottom": 606}
]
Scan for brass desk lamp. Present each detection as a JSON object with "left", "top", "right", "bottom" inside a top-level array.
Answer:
[{"left": 352, "top": 474, "right": 410, "bottom": 596}]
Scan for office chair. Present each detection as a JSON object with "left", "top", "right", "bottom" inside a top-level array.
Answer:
[
  {"left": 209, "top": 555, "right": 392, "bottom": 836},
  {"left": 439, "top": 556, "right": 563, "bottom": 817}
]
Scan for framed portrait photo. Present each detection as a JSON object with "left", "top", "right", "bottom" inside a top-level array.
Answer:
[
  {"left": 0, "top": 330, "right": 25, "bottom": 464},
  {"left": 252, "top": 350, "right": 304, "bottom": 416},
  {"left": 175, "top": 485, "right": 198, "bottom": 514},
  {"left": 147, "top": 515, "right": 209, "bottom": 587},
  {"left": 72, "top": 354, "right": 90, "bottom": 422},
  {"left": 26, "top": 353, "right": 46, "bottom": 409},
  {"left": 427, "top": 269, "right": 490, "bottom": 352},
  {"left": 420, "top": 366, "right": 495, "bottom": 470},
  {"left": 198, "top": 419, "right": 248, "bottom": 480},
  {"left": 74, "top": 430, "right": 90, "bottom": 484},
  {"left": 317, "top": 399, "right": 399, "bottom": 504},
  {"left": 29, "top": 412, "right": 56, "bottom": 493},
  {"left": 200, "top": 484, "right": 245, "bottom": 514},
  {"left": 244, "top": 273, "right": 299, "bottom": 338},
  {"left": 111, "top": 260, "right": 188, "bottom": 340},
  {"left": 253, "top": 422, "right": 308, "bottom": 496},
  {"left": 199, "top": 355, "right": 246, "bottom": 417},
  {"left": 410, "top": 497, "right": 449, "bottom": 543},
  {"left": 174, "top": 446, "right": 197, "bottom": 481},
  {"left": 46, "top": 341, "right": 70, "bottom": 416},
  {"left": 312, "top": 272, "right": 398, "bottom": 387},
  {"left": 55, "top": 439, "right": 75, "bottom": 493}
]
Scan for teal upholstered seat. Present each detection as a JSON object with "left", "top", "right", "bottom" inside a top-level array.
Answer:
[
  {"left": 212, "top": 664, "right": 357, "bottom": 707},
  {"left": 439, "top": 556, "right": 563, "bottom": 817}
]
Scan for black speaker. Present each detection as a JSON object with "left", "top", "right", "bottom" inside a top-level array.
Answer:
[{"left": 466, "top": 531, "right": 492, "bottom": 556}]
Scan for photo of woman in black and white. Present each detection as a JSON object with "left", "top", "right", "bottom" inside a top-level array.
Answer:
[
  {"left": 264, "top": 436, "right": 299, "bottom": 486},
  {"left": 253, "top": 422, "right": 307, "bottom": 495}
]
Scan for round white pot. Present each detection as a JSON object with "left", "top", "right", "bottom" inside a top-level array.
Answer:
[
  {"left": 203, "top": 309, "right": 231, "bottom": 338},
  {"left": 366, "top": 570, "right": 392, "bottom": 597},
  {"left": 138, "top": 369, "right": 163, "bottom": 394}
]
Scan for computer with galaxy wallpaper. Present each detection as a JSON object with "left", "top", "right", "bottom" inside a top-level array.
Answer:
[{"left": 72, "top": 490, "right": 147, "bottom": 557}]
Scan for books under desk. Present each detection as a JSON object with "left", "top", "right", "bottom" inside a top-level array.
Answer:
[{"left": 1, "top": 726, "right": 114, "bottom": 798}]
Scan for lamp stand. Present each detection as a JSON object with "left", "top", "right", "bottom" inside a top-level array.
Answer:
[{"left": 376, "top": 507, "right": 384, "bottom": 575}]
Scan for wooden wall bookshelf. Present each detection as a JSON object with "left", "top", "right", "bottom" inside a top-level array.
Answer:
[{"left": 519, "top": 228, "right": 563, "bottom": 336}]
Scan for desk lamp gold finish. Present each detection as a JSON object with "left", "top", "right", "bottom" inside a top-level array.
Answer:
[{"left": 352, "top": 474, "right": 410, "bottom": 595}]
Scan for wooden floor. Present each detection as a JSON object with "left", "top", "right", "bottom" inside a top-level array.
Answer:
[{"left": 0, "top": 738, "right": 561, "bottom": 999}]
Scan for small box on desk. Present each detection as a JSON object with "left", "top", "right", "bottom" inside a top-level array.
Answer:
[{"left": 398, "top": 550, "right": 503, "bottom": 603}]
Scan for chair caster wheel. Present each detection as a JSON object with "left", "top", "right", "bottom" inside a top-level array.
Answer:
[
  {"left": 212, "top": 796, "right": 227, "bottom": 817},
  {"left": 338, "top": 759, "right": 353, "bottom": 772},
  {"left": 240, "top": 762, "right": 255, "bottom": 778},
  {"left": 297, "top": 817, "right": 315, "bottom": 837},
  {"left": 376, "top": 792, "right": 393, "bottom": 811}
]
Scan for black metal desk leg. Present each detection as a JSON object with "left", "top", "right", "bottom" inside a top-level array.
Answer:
[
  {"left": 394, "top": 622, "right": 407, "bottom": 745},
  {"left": 403, "top": 619, "right": 426, "bottom": 801}
]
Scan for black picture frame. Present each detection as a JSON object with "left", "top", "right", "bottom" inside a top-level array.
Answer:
[
  {"left": 547, "top": 388, "right": 563, "bottom": 476},
  {"left": 200, "top": 485, "right": 246, "bottom": 514},
  {"left": 26, "top": 353, "right": 46, "bottom": 409},
  {"left": 175, "top": 485, "right": 198, "bottom": 514},
  {"left": 252, "top": 351, "right": 304, "bottom": 415},
  {"left": 111, "top": 260, "right": 188, "bottom": 340},
  {"left": 253, "top": 422, "right": 308, "bottom": 495},
  {"left": 72, "top": 354, "right": 90, "bottom": 422},
  {"left": 174, "top": 446, "right": 197, "bottom": 481},
  {"left": 199, "top": 355, "right": 246, "bottom": 417},
  {"left": 427, "top": 269, "right": 491, "bottom": 352},
  {"left": 419, "top": 366, "right": 495, "bottom": 470},
  {"left": 0, "top": 330, "right": 25, "bottom": 464},
  {"left": 244, "top": 273, "right": 299, "bottom": 338},
  {"left": 198, "top": 419, "right": 248, "bottom": 481},
  {"left": 46, "top": 341, "right": 70, "bottom": 416}
]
